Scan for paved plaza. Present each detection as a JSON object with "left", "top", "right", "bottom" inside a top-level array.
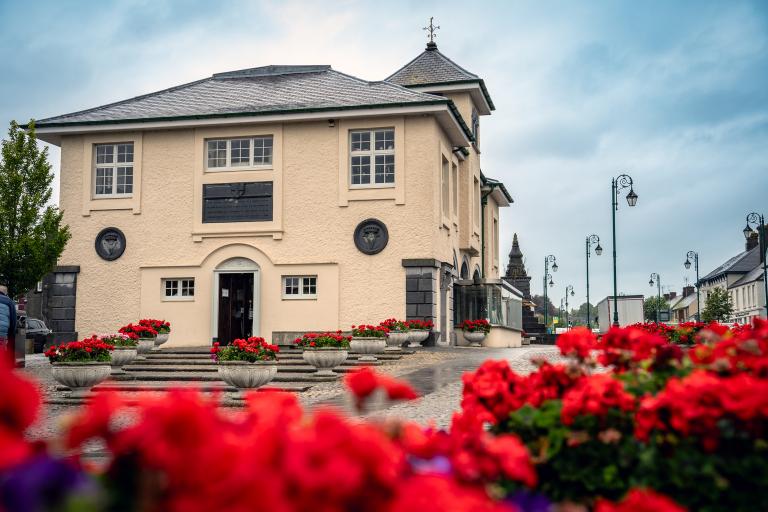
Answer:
[{"left": 22, "top": 345, "right": 563, "bottom": 457}]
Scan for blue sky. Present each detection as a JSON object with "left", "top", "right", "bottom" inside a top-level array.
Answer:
[{"left": 1, "top": 0, "right": 767, "bottom": 308}]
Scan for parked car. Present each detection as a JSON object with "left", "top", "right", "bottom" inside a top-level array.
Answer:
[{"left": 24, "top": 318, "right": 52, "bottom": 353}]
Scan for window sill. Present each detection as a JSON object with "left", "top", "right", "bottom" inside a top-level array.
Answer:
[
  {"left": 162, "top": 297, "right": 195, "bottom": 302},
  {"left": 92, "top": 194, "right": 133, "bottom": 200},
  {"left": 205, "top": 165, "right": 273, "bottom": 173},
  {"left": 349, "top": 184, "right": 395, "bottom": 190},
  {"left": 281, "top": 296, "right": 318, "bottom": 301}
]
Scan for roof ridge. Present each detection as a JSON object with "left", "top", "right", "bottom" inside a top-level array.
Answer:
[
  {"left": 213, "top": 65, "right": 331, "bottom": 79},
  {"left": 36, "top": 76, "right": 212, "bottom": 124}
]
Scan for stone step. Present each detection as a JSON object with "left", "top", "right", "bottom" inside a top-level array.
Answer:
[
  {"left": 124, "top": 363, "right": 376, "bottom": 373},
  {"left": 153, "top": 347, "right": 416, "bottom": 356},
  {"left": 109, "top": 372, "right": 341, "bottom": 383},
  {"left": 142, "top": 353, "right": 404, "bottom": 363},
  {"left": 55, "top": 382, "right": 312, "bottom": 393}
]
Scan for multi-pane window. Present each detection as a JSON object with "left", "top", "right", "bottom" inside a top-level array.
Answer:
[
  {"left": 451, "top": 162, "right": 458, "bottom": 217},
  {"left": 282, "top": 276, "right": 317, "bottom": 299},
  {"left": 94, "top": 143, "right": 133, "bottom": 197},
  {"left": 163, "top": 278, "right": 195, "bottom": 300},
  {"left": 441, "top": 157, "right": 450, "bottom": 219},
  {"left": 206, "top": 136, "right": 273, "bottom": 169},
  {"left": 350, "top": 129, "right": 395, "bottom": 186}
]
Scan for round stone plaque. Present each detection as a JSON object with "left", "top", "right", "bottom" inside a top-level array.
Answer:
[
  {"left": 95, "top": 227, "right": 126, "bottom": 261},
  {"left": 353, "top": 218, "right": 389, "bottom": 255}
]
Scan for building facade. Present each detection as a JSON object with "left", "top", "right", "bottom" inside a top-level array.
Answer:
[
  {"left": 699, "top": 231, "right": 765, "bottom": 323},
  {"left": 33, "top": 42, "right": 518, "bottom": 347}
]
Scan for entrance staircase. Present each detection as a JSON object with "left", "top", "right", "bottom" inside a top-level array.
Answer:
[{"left": 54, "top": 346, "right": 412, "bottom": 397}]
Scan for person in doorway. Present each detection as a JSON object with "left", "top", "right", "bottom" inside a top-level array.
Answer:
[{"left": 0, "top": 285, "right": 17, "bottom": 358}]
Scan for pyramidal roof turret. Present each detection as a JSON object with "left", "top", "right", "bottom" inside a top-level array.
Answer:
[{"left": 385, "top": 27, "right": 495, "bottom": 113}]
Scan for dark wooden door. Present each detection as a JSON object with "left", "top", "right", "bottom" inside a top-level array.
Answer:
[{"left": 217, "top": 273, "right": 254, "bottom": 345}]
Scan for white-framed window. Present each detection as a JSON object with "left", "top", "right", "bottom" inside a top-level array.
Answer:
[
  {"left": 471, "top": 108, "right": 479, "bottom": 144},
  {"left": 282, "top": 276, "right": 317, "bottom": 299},
  {"left": 94, "top": 143, "right": 134, "bottom": 198},
  {"left": 206, "top": 136, "right": 273, "bottom": 170},
  {"left": 473, "top": 177, "right": 481, "bottom": 227},
  {"left": 349, "top": 128, "right": 395, "bottom": 187},
  {"left": 451, "top": 162, "right": 458, "bottom": 218},
  {"left": 163, "top": 278, "right": 195, "bottom": 300},
  {"left": 441, "top": 156, "right": 450, "bottom": 220}
]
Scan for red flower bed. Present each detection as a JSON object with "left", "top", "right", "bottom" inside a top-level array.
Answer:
[
  {"left": 118, "top": 323, "right": 157, "bottom": 339},
  {"left": 43, "top": 336, "right": 114, "bottom": 363},
  {"left": 139, "top": 318, "right": 171, "bottom": 334},
  {"left": 352, "top": 324, "right": 389, "bottom": 337},
  {"left": 211, "top": 337, "right": 279, "bottom": 362},
  {"left": 294, "top": 331, "right": 351, "bottom": 349},
  {"left": 461, "top": 319, "right": 491, "bottom": 333}
]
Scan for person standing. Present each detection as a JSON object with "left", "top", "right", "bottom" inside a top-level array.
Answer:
[{"left": 0, "top": 285, "right": 17, "bottom": 360}]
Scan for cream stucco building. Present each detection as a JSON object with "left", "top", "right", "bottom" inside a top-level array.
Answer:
[{"left": 33, "top": 41, "right": 521, "bottom": 348}]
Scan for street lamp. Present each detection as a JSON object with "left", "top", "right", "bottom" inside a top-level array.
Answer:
[
  {"left": 543, "top": 254, "right": 558, "bottom": 333},
  {"left": 564, "top": 285, "right": 575, "bottom": 330},
  {"left": 683, "top": 251, "right": 701, "bottom": 322},
  {"left": 744, "top": 212, "right": 768, "bottom": 319},
  {"left": 611, "top": 174, "right": 638, "bottom": 326},
  {"left": 649, "top": 273, "right": 661, "bottom": 324},
  {"left": 585, "top": 234, "right": 602, "bottom": 329}
]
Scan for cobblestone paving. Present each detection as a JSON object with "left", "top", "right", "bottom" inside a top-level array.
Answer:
[{"left": 20, "top": 346, "right": 563, "bottom": 454}]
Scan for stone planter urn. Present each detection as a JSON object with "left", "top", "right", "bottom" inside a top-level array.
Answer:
[
  {"left": 110, "top": 347, "right": 138, "bottom": 375},
  {"left": 463, "top": 331, "right": 487, "bottom": 347},
  {"left": 136, "top": 337, "right": 155, "bottom": 360},
  {"left": 52, "top": 362, "right": 112, "bottom": 398},
  {"left": 407, "top": 330, "right": 430, "bottom": 348},
  {"left": 302, "top": 348, "right": 348, "bottom": 377},
  {"left": 350, "top": 337, "right": 386, "bottom": 362},
  {"left": 386, "top": 331, "right": 409, "bottom": 352},
  {"left": 153, "top": 333, "right": 170, "bottom": 351},
  {"left": 217, "top": 360, "right": 277, "bottom": 397}
]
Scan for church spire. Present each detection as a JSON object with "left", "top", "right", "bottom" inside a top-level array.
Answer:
[{"left": 505, "top": 233, "right": 527, "bottom": 279}]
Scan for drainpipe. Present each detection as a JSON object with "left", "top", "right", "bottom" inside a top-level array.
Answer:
[{"left": 480, "top": 185, "right": 499, "bottom": 277}]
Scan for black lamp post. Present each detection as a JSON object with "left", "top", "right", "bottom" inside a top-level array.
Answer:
[
  {"left": 743, "top": 212, "right": 768, "bottom": 318},
  {"left": 649, "top": 273, "right": 661, "bottom": 324},
  {"left": 684, "top": 251, "right": 701, "bottom": 322},
  {"left": 564, "top": 285, "right": 575, "bottom": 330},
  {"left": 543, "top": 255, "right": 558, "bottom": 332},
  {"left": 585, "top": 234, "right": 602, "bottom": 329},
  {"left": 611, "top": 174, "right": 638, "bottom": 326}
]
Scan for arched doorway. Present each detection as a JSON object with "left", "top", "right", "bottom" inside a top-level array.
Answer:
[{"left": 213, "top": 257, "right": 260, "bottom": 345}]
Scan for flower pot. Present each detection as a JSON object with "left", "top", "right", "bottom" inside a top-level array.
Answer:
[
  {"left": 407, "top": 330, "right": 430, "bottom": 348},
  {"left": 52, "top": 362, "right": 112, "bottom": 398},
  {"left": 463, "top": 331, "right": 487, "bottom": 347},
  {"left": 217, "top": 360, "right": 277, "bottom": 396},
  {"left": 136, "top": 337, "right": 155, "bottom": 360},
  {"left": 110, "top": 347, "right": 138, "bottom": 375},
  {"left": 386, "top": 331, "right": 409, "bottom": 352},
  {"left": 350, "top": 337, "right": 386, "bottom": 362},
  {"left": 153, "top": 332, "right": 170, "bottom": 351},
  {"left": 302, "top": 348, "right": 348, "bottom": 377}
]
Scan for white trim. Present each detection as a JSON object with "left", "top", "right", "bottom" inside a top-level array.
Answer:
[
  {"left": 349, "top": 128, "right": 395, "bottom": 188},
  {"left": 211, "top": 258, "right": 261, "bottom": 342},
  {"left": 36, "top": 104, "right": 471, "bottom": 147},
  {"left": 205, "top": 135, "right": 274, "bottom": 172},
  {"left": 281, "top": 275, "right": 318, "bottom": 300},
  {"left": 162, "top": 277, "right": 196, "bottom": 302},
  {"left": 92, "top": 142, "right": 134, "bottom": 198}
]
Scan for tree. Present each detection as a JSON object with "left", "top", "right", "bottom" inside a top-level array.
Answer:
[
  {"left": 0, "top": 120, "right": 70, "bottom": 298},
  {"left": 702, "top": 287, "right": 733, "bottom": 322},
  {"left": 643, "top": 296, "right": 669, "bottom": 321},
  {"left": 532, "top": 294, "right": 557, "bottom": 318}
]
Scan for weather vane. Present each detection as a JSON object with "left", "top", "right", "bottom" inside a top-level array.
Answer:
[{"left": 423, "top": 17, "right": 440, "bottom": 44}]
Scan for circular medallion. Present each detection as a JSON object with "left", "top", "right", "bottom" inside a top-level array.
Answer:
[
  {"left": 353, "top": 218, "right": 388, "bottom": 255},
  {"left": 95, "top": 227, "right": 126, "bottom": 261}
]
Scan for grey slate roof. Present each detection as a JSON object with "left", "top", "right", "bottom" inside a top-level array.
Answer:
[
  {"left": 671, "top": 294, "right": 697, "bottom": 311},
  {"left": 35, "top": 65, "right": 453, "bottom": 128},
  {"left": 700, "top": 246, "right": 760, "bottom": 282},
  {"left": 385, "top": 44, "right": 494, "bottom": 110},
  {"left": 730, "top": 263, "right": 765, "bottom": 288}
]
